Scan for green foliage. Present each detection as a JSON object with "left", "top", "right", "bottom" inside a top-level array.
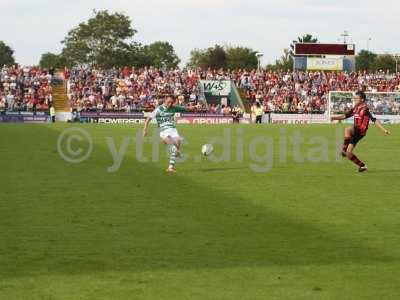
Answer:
[
  {"left": 39, "top": 52, "right": 65, "bottom": 69},
  {"left": 187, "top": 48, "right": 210, "bottom": 69},
  {"left": 274, "top": 49, "right": 293, "bottom": 71},
  {"left": 225, "top": 46, "right": 258, "bottom": 70},
  {"left": 188, "top": 44, "right": 227, "bottom": 69},
  {"left": 53, "top": 10, "right": 181, "bottom": 69},
  {"left": 371, "top": 54, "right": 397, "bottom": 72},
  {"left": 356, "top": 50, "right": 378, "bottom": 71},
  {"left": 187, "top": 45, "right": 226, "bottom": 69},
  {"left": 0, "top": 41, "right": 15, "bottom": 67},
  {"left": 61, "top": 10, "right": 137, "bottom": 68},
  {"left": 265, "top": 64, "right": 278, "bottom": 71},
  {"left": 188, "top": 45, "right": 258, "bottom": 70},
  {"left": 143, "top": 41, "right": 180, "bottom": 69},
  {"left": 356, "top": 51, "right": 397, "bottom": 72},
  {"left": 207, "top": 45, "right": 227, "bottom": 69}
]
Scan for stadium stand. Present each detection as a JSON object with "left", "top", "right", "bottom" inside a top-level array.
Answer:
[
  {"left": 66, "top": 68, "right": 400, "bottom": 114},
  {"left": 0, "top": 66, "right": 53, "bottom": 112},
  {"left": 2, "top": 66, "right": 399, "bottom": 115}
]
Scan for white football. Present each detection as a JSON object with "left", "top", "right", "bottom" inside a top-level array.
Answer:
[{"left": 201, "top": 144, "right": 214, "bottom": 156}]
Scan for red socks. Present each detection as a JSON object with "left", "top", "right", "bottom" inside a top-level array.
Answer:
[
  {"left": 349, "top": 153, "right": 365, "bottom": 167},
  {"left": 343, "top": 138, "right": 365, "bottom": 168}
]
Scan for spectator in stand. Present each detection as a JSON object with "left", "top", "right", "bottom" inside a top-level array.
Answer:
[
  {"left": 231, "top": 105, "right": 243, "bottom": 123},
  {"left": 222, "top": 105, "right": 231, "bottom": 115},
  {"left": 0, "top": 96, "right": 6, "bottom": 110}
]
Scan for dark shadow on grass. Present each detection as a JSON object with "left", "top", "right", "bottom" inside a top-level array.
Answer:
[{"left": 0, "top": 124, "right": 394, "bottom": 280}]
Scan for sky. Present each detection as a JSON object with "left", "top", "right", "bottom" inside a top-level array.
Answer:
[{"left": 1, "top": 0, "right": 399, "bottom": 66}]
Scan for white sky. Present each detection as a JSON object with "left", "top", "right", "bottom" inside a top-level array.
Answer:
[{"left": 1, "top": 0, "right": 399, "bottom": 66}]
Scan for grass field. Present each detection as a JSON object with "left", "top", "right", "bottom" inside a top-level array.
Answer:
[{"left": 1, "top": 123, "right": 400, "bottom": 300}]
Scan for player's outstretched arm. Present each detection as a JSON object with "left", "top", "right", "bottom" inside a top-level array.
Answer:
[
  {"left": 368, "top": 111, "right": 390, "bottom": 135},
  {"left": 375, "top": 120, "right": 390, "bottom": 135},
  {"left": 331, "top": 114, "right": 347, "bottom": 121}
]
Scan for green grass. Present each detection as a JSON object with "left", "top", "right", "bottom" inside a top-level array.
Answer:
[{"left": 1, "top": 123, "right": 400, "bottom": 300}]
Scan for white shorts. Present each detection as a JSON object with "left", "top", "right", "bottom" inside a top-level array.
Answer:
[{"left": 159, "top": 128, "right": 182, "bottom": 141}]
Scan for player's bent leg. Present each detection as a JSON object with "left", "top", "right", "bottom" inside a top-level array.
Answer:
[
  {"left": 346, "top": 143, "right": 367, "bottom": 172},
  {"left": 162, "top": 136, "right": 174, "bottom": 145},
  {"left": 342, "top": 127, "right": 354, "bottom": 157},
  {"left": 174, "top": 137, "right": 182, "bottom": 157},
  {"left": 160, "top": 129, "right": 183, "bottom": 172},
  {"left": 344, "top": 127, "right": 354, "bottom": 137},
  {"left": 169, "top": 130, "right": 183, "bottom": 158},
  {"left": 175, "top": 137, "right": 181, "bottom": 149},
  {"left": 346, "top": 143, "right": 354, "bottom": 160}
]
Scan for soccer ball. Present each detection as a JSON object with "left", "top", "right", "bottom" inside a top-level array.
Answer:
[{"left": 201, "top": 144, "right": 214, "bottom": 156}]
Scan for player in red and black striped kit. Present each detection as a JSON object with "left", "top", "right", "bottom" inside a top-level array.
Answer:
[{"left": 331, "top": 91, "right": 390, "bottom": 172}]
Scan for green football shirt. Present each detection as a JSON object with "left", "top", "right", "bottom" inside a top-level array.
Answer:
[{"left": 149, "top": 105, "right": 187, "bottom": 131}]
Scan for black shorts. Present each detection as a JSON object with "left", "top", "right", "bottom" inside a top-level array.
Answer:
[{"left": 350, "top": 128, "right": 364, "bottom": 146}]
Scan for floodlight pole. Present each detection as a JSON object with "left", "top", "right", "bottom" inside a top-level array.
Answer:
[{"left": 340, "top": 30, "right": 350, "bottom": 44}]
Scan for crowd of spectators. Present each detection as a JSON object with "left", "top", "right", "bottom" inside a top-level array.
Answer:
[
  {"left": 0, "top": 66, "right": 53, "bottom": 112},
  {"left": 3, "top": 66, "right": 399, "bottom": 115},
  {"left": 67, "top": 67, "right": 400, "bottom": 114},
  {"left": 236, "top": 70, "right": 400, "bottom": 113},
  {"left": 331, "top": 92, "right": 400, "bottom": 115},
  {"left": 66, "top": 67, "right": 201, "bottom": 113}
]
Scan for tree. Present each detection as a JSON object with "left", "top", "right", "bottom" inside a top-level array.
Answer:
[
  {"left": 188, "top": 45, "right": 227, "bottom": 69},
  {"left": 206, "top": 45, "right": 226, "bottom": 69},
  {"left": 39, "top": 52, "right": 65, "bottom": 69},
  {"left": 290, "top": 34, "right": 318, "bottom": 55},
  {"left": 187, "top": 45, "right": 259, "bottom": 70},
  {"left": 265, "top": 63, "right": 278, "bottom": 71},
  {"left": 371, "top": 54, "right": 397, "bottom": 72},
  {"left": 61, "top": 10, "right": 138, "bottom": 68},
  {"left": 275, "top": 49, "right": 293, "bottom": 71},
  {"left": 143, "top": 41, "right": 180, "bottom": 69},
  {"left": 0, "top": 41, "right": 15, "bottom": 67},
  {"left": 187, "top": 48, "right": 208, "bottom": 68},
  {"left": 355, "top": 50, "right": 377, "bottom": 71},
  {"left": 225, "top": 46, "right": 258, "bottom": 70}
]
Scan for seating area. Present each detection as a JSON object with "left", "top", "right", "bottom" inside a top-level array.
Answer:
[
  {"left": 236, "top": 70, "right": 400, "bottom": 113},
  {"left": 2, "top": 66, "right": 399, "bottom": 114},
  {"left": 0, "top": 66, "right": 53, "bottom": 111},
  {"left": 66, "top": 68, "right": 400, "bottom": 114}
]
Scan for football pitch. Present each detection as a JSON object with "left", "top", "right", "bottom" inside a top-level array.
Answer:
[{"left": 1, "top": 123, "right": 400, "bottom": 300}]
